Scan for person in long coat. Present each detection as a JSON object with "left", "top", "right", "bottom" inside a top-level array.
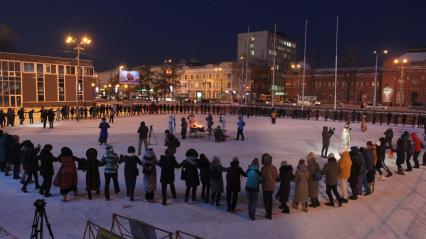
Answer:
[
  {"left": 180, "top": 149, "right": 200, "bottom": 202},
  {"left": 158, "top": 148, "right": 180, "bottom": 205},
  {"left": 293, "top": 159, "right": 309, "bottom": 212},
  {"left": 54, "top": 147, "right": 79, "bottom": 201},
  {"left": 210, "top": 156, "right": 226, "bottom": 206},
  {"left": 20, "top": 141, "right": 41, "bottom": 192},
  {"left": 226, "top": 157, "right": 247, "bottom": 212},
  {"left": 142, "top": 148, "right": 158, "bottom": 201},
  {"left": 98, "top": 117, "right": 110, "bottom": 145},
  {"left": 38, "top": 144, "right": 56, "bottom": 197},
  {"left": 411, "top": 132, "right": 423, "bottom": 168},
  {"left": 338, "top": 149, "right": 352, "bottom": 203},
  {"left": 261, "top": 153, "right": 278, "bottom": 219},
  {"left": 277, "top": 161, "right": 294, "bottom": 213},
  {"left": 307, "top": 152, "right": 321, "bottom": 207},
  {"left": 198, "top": 153, "right": 211, "bottom": 203},
  {"left": 84, "top": 148, "right": 104, "bottom": 200},
  {"left": 6, "top": 135, "right": 20, "bottom": 179}
]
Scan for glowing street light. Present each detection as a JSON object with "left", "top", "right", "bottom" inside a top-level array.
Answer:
[
  {"left": 373, "top": 49, "right": 388, "bottom": 107},
  {"left": 65, "top": 34, "right": 93, "bottom": 106},
  {"left": 393, "top": 58, "right": 408, "bottom": 106}
]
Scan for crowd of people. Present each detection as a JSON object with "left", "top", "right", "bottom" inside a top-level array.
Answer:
[
  {"left": 1, "top": 116, "right": 425, "bottom": 220},
  {"left": 1, "top": 103, "right": 426, "bottom": 133}
]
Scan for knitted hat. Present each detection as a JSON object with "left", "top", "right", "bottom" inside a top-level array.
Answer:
[
  {"left": 185, "top": 148, "right": 199, "bottom": 158},
  {"left": 327, "top": 153, "right": 335, "bottom": 159}
]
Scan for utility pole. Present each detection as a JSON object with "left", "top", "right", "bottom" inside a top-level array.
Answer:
[{"left": 271, "top": 23, "right": 277, "bottom": 107}]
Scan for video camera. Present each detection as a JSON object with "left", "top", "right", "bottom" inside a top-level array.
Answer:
[{"left": 34, "top": 199, "right": 46, "bottom": 210}]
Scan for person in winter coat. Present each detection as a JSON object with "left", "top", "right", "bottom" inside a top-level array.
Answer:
[
  {"left": 235, "top": 115, "right": 245, "bottom": 141},
  {"left": 395, "top": 134, "right": 406, "bottom": 175},
  {"left": 219, "top": 114, "right": 226, "bottom": 131},
  {"left": 349, "top": 147, "right": 362, "bottom": 200},
  {"left": 377, "top": 137, "right": 392, "bottom": 178},
  {"left": 181, "top": 149, "right": 200, "bottom": 202},
  {"left": 0, "top": 130, "right": 6, "bottom": 174},
  {"left": 168, "top": 114, "right": 176, "bottom": 133},
  {"left": 360, "top": 147, "right": 373, "bottom": 195},
  {"left": 226, "top": 157, "right": 247, "bottom": 212},
  {"left": 98, "top": 118, "right": 110, "bottom": 145},
  {"left": 119, "top": 146, "right": 142, "bottom": 201},
  {"left": 137, "top": 121, "right": 149, "bottom": 155},
  {"left": 158, "top": 148, "right": 180, "bottom": 205},
  {"left": 293, "top": 159, "right": 310, "bottom": 212},
  {"left": 206, "top": 113, "right": 214, "bottom": 135},
  {"left": 384, "top": 128, "right": 394, "bottom": 149},
  {"left": 101, "top": 144, "right": 120, "bottom": 200},
  {"left": 261, "top": 153, "right": 278, "bottom": 219},
  {"left": 245, "top": 158, "right": 262, "bottom": 220},
  {"left": 6, "top": 135, "right": 20, "bottom": 179},
  {"left": 53, "top": 147, "right": 79, "bottom": 201},
  {"left": 410, "top": 132, "right": 423, "bottom": 168},
  {"left": 181, "top": 117, "right": 188, "bottom": 139},
  {"left": 338, "top": 149, "right": 352, "bottom": 203},
  {"left": 47, "top": 109, "right": 55, "bottom": 128},
  {"left": 322, "top": 153, "right": 342, "bottom": 207},
  {"left": 307, "top": 152, "right": 321, "bottom": 207},
  {"left": 164, "top": 130, "right": 180, "bottom": 154},
  {"left": 198, "top": 153, "right": 211, "bottom": 203},
  {"left": 38, "top": 144, "right": 56, "bottom": 197},
  {"left": 210, "top": 156, "right": 226, "bottom": 206},
  {"left": 321, "top": 126, "right": 333, "bottom": 158},
  {"left": 20, "top": 141, "right": 41, "bottom": 192},
  {"left": 277, "top": 161, "right": 294, "bottom": 213},
  {"left": 404, "top": 132, "right": 414, "bottom": 171},
  {"left": 84, "top": 148, "right": 104, "bottom": 200},
  {"left": 271, "top": 110, "right": 278, "bottom": 124},
  {"left": 141, "top": 148, "right": 158, "bottom": 201}
]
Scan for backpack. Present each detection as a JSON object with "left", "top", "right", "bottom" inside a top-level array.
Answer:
[
  {"left": 142, "top": 163, "right": 154, "bottom": 176},
  {"left": 246, "top": 168, "right": 261, "bottom": 188},
  {"left": 313, "top": 170, "right": 322, "bottom": 181}
]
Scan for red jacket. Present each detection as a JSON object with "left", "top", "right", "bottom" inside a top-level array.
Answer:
[{"left": 411, "top": 132, "right": 423, "bottom": 153}]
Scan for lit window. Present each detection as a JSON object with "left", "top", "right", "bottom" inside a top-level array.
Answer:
[{"left": 23, "top": 63, "right": 35, "bottom": 73}]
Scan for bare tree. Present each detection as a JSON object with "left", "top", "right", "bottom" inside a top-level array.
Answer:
[{"left": 0, "top": 24, "right": 19, "bottom": 52}]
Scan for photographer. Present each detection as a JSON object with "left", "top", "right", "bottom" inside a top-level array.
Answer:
[
  {"left": 137, "top": 121, "right": 149, "bottom": 155},
  {"left": 321, "top": 127, "right": 334, "bottom": 158}
]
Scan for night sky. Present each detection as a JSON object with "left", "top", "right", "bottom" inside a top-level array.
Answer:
[{"left": 1, "top": 0, "right": 425, "bottom": 71}]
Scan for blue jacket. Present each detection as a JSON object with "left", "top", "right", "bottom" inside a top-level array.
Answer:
[
  {"left": 245, "top": 165, "right": 262, "bottom": 191},
  {"left": 237, "top": 119, "right": 245, "bottom": 130}
]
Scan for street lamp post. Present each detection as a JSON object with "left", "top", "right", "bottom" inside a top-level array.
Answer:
[
  {"left": 373, "top": 49, "right": 388, "bottom": 107},
  {"left": 393, "top": 58, "right": 408, "bottom": 106},
  {"left": 66, "top": 35, "right": 92, "bottom": 107},
  {"left": 291, "top": 64, "right": 301, "bottom": 101}
]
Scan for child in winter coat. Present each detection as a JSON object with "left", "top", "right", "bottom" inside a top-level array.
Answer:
[
  {"left": 119, "top": 146, "right": 142, "bottom": 201},
  {"left": 158, "top": 148, "right": 180, "bottom": 205},
  {"left": 277, "top": 161, "right": 294, "bottom": 213},
  {"left": 181, "top": 149, "right": 200, "bottom": 202},
  {"left": 142, "top": 148, "right": 158, "bottom": 201},
  {"left": 210, "top": 156, "right": 227, "bottom": 206},
  {"left": 198, "top": 153, "right": 211, "bottom": 203},
  {"left": 245, "top": 158, "right": 262, "bottom": 220},
  {"left": 226, "top": 157, "right": 247, "bottom": 212},
  {"left": 83, "top": 148, "right": 103, "bottom": 200}
]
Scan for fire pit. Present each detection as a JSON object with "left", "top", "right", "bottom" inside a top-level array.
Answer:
[{"left": 189, "top": 122, "right": 205, "bottom": 137}]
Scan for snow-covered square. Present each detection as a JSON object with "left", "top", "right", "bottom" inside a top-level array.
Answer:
[{"left": 0, "top": 114, "right": 425, "bottom": 239}]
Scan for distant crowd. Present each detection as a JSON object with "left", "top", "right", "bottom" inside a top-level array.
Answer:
[{"left": 1, "top": 103, "right": 426, "bottom": 131}]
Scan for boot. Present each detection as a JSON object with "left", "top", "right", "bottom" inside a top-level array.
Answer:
[
  {"left": 21, "top": 186, "right": 28, "bottom": 193},
  {"left": 315, "top": 197, "right": 320, "bottom": 207},
  {"left": 309, "top": 198, "right": 316, "bottom": 208},
  {"left": 397, "top": 169, "right": 405, "bottom": 175},
  {"left": 325, "top": 202, "right": 335, "bottom": 207}
]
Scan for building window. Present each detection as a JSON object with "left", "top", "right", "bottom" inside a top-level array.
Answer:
[
  {"left": 83, "top": 66, "right": 94, "bottom": 76},
  {"left": 58, "top": 65, "right": 65, "bottom": 101},
  {"left": 46, "top": 64, "right": 57, "bottom": 74},
  {"left": 23, "top": 62, "right": 35, "bottom": 73},
  {"left": 37, "top": 64, "right": 44, "bottom": 101},
  {"left": 66, "top": 66, "right": 75, "bottom": 75}
]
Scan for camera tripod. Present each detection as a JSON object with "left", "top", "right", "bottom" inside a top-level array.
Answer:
[
  {"left": 31, "top": 200, "right": 54, "bottom": 239},
  {"left": 148, "top": 125, "right": 158, "bottom": 145}
]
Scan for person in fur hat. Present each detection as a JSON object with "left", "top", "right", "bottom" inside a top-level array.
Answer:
[
  {"left": 181, "top": 148, "right": 200, "bottom": 202},
  {"left": 158, "top": 148, "right": 180, "bottom": 205},
  {"left": 277, "top": 161, "right": 294, "bottom": 213}
]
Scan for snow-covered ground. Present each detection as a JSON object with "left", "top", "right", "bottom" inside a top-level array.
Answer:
[{"left": 0, "top": 114, "right": 425, "bottom": 239}]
